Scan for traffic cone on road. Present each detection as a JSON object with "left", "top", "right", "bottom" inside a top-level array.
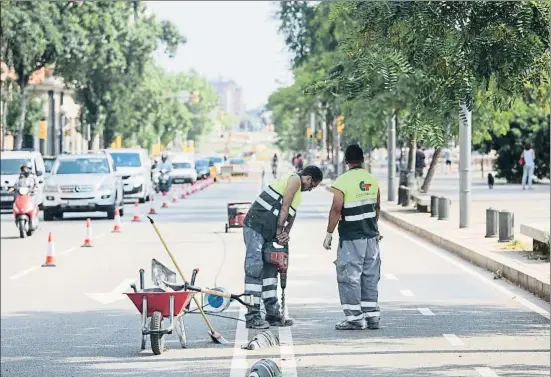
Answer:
[
  {"left": 132, "top": 202, "right": 141, "bottom": 222},
  {"left": 180, "top": 186, "right": 187, "bottom": 199},
  {"left": 42, "top": 233, "right": 56, "bottom": 267},
  {"left": 112, "top": 208, "right": 122, "bottom": 233},
  {"left": 149, "top": 196, "right": 157, "bottom": 214},
  {"left": 82, "top": 218, "right": 93, "bottom": 247},
  {"left": 171, "top": 188, "right": 178, "bottom": 203}
]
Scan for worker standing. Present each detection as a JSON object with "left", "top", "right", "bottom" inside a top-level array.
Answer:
[
  {"left": 243, "top": 166, "right": 324, "bottom": 329},
  {"left": 323, "top": 144, "right": 381, "bottom": 330}
]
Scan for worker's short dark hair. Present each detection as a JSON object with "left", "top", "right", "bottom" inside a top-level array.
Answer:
[
  {"left": 345, "top": 144, "right": 364, "bottom": 164},
  {"left": 301, "top": 165, "right": 323, "bottom": 182}
]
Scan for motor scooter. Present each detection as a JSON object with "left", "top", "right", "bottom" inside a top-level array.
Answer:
[
  {"left": 152, "top": 169, "right": 161, "bottom": 193},
  {"left": 12, "top": 187, "right": 40, "bottom": 238},
  {"left": 158, "top": 169, "right": 171, "bottom": 195}
]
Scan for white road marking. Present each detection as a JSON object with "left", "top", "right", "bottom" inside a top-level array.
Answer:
[
  {"left": 418, "top": 307, "right": 434, "bottom": 316},
  {"left": 383, "top": 223, "right": 551, "bottom": 319},
  {"left": 385, "top": 273, "right": 398, "bottom": 280},
  {"left": 9, "top": 266, "right": 39, "bottom": 280},
  {"left": 279, "top": 326, "right": 298, "bottom": 377},
  {"left": 400, "top": 289, "right": 415, "bottom": 297},
  {"left": 229, "top": 305, "right": 249, "bottom": 377},
  {"left": 7, "top": 232, "right": 109, "bottom": 279},
  {"left": 86, "top": 278, "right": 135, "bottom": 305},
  {"left": 443, "top": 333, "right": 465, "bottom": 346},
  {"left": 474, "top": 367, "right": 500, "bottom": 377}
]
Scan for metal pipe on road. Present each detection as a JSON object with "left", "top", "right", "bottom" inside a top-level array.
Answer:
[
  {"left": 387, "top": 109, "right": 396, "bottom": 202},
  {"left": 485, "top": 208, "right": 498, "bottom": 238},
  {"left": 459, "top": 102, "right": 472, "bottom": 228}
]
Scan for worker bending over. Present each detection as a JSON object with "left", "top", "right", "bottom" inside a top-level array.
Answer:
[
  {"left": 323, "top": 144, "right": 382, "bottom": 330},
  {"left": 243, "top": 166, "right": 323, "bottom": 329}
]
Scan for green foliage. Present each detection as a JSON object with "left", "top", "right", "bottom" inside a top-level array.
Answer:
[{"left": 5, "top": 91, "right": 45, "bottom": 136}]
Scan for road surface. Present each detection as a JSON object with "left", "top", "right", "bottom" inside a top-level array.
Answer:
[{"left": 1, "top": 177, "right": 549, "bottom": 377}]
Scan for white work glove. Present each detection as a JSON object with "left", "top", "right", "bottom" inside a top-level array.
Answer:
[{"left": 323, "top": 232, "right": 333, "bottom": 250}]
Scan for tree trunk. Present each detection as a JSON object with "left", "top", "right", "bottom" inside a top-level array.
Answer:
[
  {"left": 15, "top": 84, "right": 27, "bottom": 150},
  {"left": 407, "top": 136, "right": 416, "bottom": 171},
  {"left": 420, "top": 147, "right": 442, "bottom": 193}
]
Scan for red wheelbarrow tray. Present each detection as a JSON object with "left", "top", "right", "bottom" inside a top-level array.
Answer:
[{"left": 124, "top": 291, "right": 195, "bottom": 318}]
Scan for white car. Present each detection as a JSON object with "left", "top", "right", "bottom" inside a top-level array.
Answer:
[
  {"left": 171, "top": 160, "right": 197, "bottom": 184},
  {"left": 106, "top": 148, "right": 153, "bottom": 203},
  {"left": 229, "top": 156, "right": 249, "bottom": 176},
  {"left": 1, "top": 150, "right": 46, "bottom": 211},
  {"left": 42, "top": 152, "right": 124, "bottom": 220}
]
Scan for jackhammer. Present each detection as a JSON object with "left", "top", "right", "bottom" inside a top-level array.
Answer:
[{"left": 266, "top": 240, "right": 289, "bottom": 324}]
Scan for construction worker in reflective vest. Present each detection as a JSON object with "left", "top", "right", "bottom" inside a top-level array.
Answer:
[
  {"left": 323, "top": 144, "right": 381, "bottom": 330},
  {"left": 243, "top": 166, "right": 324, "bottom": 329}
]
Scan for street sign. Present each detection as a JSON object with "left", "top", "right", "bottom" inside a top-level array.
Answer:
[{"left": 39, "top": 121, "right": 47, "bottom": 140}]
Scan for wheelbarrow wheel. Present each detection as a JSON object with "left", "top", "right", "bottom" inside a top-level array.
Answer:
[
  {"left": 225, "top": 223, "right": 228, "bottom": 233},
  {"left": 149, "top": 311, "right": 165, "bottom": 355},
  {"left": 175, "top": 314, "right": 187, "bottom": 348}
]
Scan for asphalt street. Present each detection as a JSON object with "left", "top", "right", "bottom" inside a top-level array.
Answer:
[{"left": 1, "top": 175, "right": 549, "bottom": 377}]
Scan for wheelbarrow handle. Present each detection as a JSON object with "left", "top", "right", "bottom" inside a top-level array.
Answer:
[{"left": 185, "top": 285, "right": 255, "bottom": 308}]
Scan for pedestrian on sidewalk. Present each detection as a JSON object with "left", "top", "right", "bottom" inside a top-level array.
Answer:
[
  {"left": 242, "top": 166, "right": 324, "bottom": 329},
  {"left": 520, "top": 143, "right": 536, "bottom": 190},
  {"left": 323, "top": 144, "right": 382, "bottom": 330}
]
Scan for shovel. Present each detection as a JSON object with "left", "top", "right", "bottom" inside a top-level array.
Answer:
[{"left": 147, "top": 216, "right": 229, "bottom": 345}]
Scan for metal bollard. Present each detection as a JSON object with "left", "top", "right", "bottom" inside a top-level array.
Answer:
[
  {"left": 402, "top": 186, "right": 411, "bottom": 207},
  {"left": 430, "top": 195, "right": 438, "bottom": 217},
  {"left": 397, "top": 186, "right": 403, "bottom": 205},
  {"left": 485, "top": 208, "right": 498, "bottom": 238},
  {"left": 437, "top": 197, "right": 449, "bottom": 220},
  {"left": 498, "top": 210, "right": 514, "bottom": 242}
]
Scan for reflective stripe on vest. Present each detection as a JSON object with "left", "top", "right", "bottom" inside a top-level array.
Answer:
[
  {"left": 332, "top": 169, "right": 379, "bottom": 240},
  {"left": 244, "top": 173, "right": 300, "bottom": 240}
]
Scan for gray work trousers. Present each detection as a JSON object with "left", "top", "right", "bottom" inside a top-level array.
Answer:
[
  {"left": 243, "top": 226, "right": 280, "bottom": 322},
  {"left": 335, "top": 237, "right": 381, "bottom": 322}
]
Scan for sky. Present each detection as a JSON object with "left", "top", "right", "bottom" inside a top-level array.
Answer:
[{"left": 145, "top": 1, "right": 294, "bottom": 111}]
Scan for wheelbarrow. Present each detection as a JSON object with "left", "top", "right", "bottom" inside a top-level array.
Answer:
[
  {"left": 125, "top": 259, "right": 255, "bottom": 355},
  {"left": 225, "top": 201, "right": 251, "bottom": 233}
]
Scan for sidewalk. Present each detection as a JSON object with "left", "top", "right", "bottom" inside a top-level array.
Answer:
[{"left": 327, "top": 171, "right": 550, "bottom": 302}]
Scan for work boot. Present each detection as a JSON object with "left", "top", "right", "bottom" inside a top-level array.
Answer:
[
  {"left": 266, "top": 313, "right": 294, "bottom": 327},
  {"left": 246, "top": 317, "right": 270, "bottom": 330},
  {"left": 367, "top": 317, "right": 380, "bottom": 330},
  {"left": 335, "top": 319, "right": 367, "bottom": 330}
]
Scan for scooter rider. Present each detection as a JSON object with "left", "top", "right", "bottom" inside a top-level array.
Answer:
[
  {"left": 158, "top": 152, "right": 173, "bottom": 186},
  {"left": 243, "top": 165, "right": 323, "bottom": 329},
  {"left": 14, "top": 162, "right": 37, "bottom": 192},
  {"left": 323, "top": 144, "right": 382, "bottom": 330}
]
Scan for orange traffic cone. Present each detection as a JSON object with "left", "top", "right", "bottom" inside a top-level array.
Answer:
[
  {"left": 132, "top": 202, "right": 141, "bottom": 222},
  {"left": 112, "top": 208, "right": 122, "bottom": 232},
  {"left": 149, "top": 196, "right": 157, "bottom": 214},
  {"left": 42, "top": 233, "right": 56, "bottom": 267},
  {"left": 180, "top": 186, "right": 187, "bottom": 199},
  {"left": 171, "top": 188, "right": 178, "bottom": 203},
  {"left": 82, "top": 218, "right": 93, "bottom": 247}
]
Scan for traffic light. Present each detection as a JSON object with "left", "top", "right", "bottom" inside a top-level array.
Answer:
[{"left": 336, "top": 115, "right": 345, "bottom": 134}]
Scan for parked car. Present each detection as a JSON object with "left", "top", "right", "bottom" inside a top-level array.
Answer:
[
  {"left": 171, "top": 159, "right": 197, "bottom": 184},
  {"left": 195, "top": 158, "right": 212, "bottom": 180},
  {"left": 106, "top": 148, "right": 153, "bottom": 203},
  {"left": 207, "top": 154, "right": 226, "bottom": 175},
  {"left": 229, "top": 156, "right": 249, "bottom": 177},
  {"left": 1, "top": 150, "right": 46, "bottom": 211},
  {"left": 43, "top": 155, "right": 57, "bottom": 176},
  {"left": 42, "top": 152, "right": 124, "bottom": 220}
]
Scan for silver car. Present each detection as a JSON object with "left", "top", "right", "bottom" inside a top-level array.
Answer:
[{"left": 42, "top": 152, "right": 124, "bottom": 221}]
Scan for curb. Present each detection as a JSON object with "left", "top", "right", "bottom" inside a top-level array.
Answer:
[{"left": 380, "top": 209, "right": 550, "bottom": 303}]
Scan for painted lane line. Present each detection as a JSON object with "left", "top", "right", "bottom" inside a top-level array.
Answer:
[
  {"left": 279, "top": 326, "right": 298, "bottom": 377},
  {"left": 442, "top": 333, "right": 465, "bottom": 346},
  {"left": 400, "top": 289, "right": 415, "bottom": 297},
  {"left": 474, "top": 367, "right": 500, "bottom": 377},
  {"left": 418, "top": 307, "right": 434, "bottom": 316},
  {"left": 9, "top": 266, "right": 39, "bottom": 280},
  {"left": 383, "top": 223, "right": 550, "bottom": 319},
  {"left": 86, "top": 278, "right": 136, "bottom": 305},
  {"left": 229, "top": 305, "right": 249, "bottom": 377},
  {"left": 8, "top": 232, "right": 110, "bottom": 279},
  {"left": 385, "top": 273, "right": 398, "bottom": 280}
]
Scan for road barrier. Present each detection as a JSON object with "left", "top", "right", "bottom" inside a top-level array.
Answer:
[
  {"left": 498, "top": 210, "right": 514, "bottom": 242},
  {"left": 485, "top": 208, "right": 498, "bottom": 238}
]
